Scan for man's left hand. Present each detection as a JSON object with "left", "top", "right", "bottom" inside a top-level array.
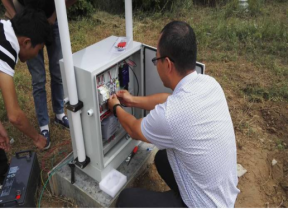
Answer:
[
  {"left": 108, "top": 94, "right": 120, "bottom": 112},
  {"left": 47, "top": 12, "right": 57, "bottom": 25}
]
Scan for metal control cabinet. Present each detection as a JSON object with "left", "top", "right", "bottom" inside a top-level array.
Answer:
[{"left": 60, "top": 36, "right": 205, "bottom": 182}]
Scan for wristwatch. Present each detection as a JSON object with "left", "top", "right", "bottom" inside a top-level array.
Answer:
[{"left": 113, "top": 104, "right": 122, "bottom": 118}]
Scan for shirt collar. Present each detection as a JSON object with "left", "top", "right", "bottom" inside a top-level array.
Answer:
[{"left": 173, "top": 71, "right": 198, "bottom": 95}]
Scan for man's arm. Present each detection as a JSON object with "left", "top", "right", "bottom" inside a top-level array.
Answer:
[
  {"left": 1, "top": 0, "right": 17, "bottom": 18},
  {"left": 108, "top": 95, "right": 150, "bottom": 143},
  {"left": 0, "top": 72, "right": 46, "bottom": 149},
  {"left": 117, "top": 90, "right": 170, "bottom": 111}
]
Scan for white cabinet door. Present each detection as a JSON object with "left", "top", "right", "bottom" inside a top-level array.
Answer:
[
  {"left": 143, "top": 45, "right": 172, "bottom": 96},
  {"left": 143, "top": 44, "right": 205, "bottom": 96}
]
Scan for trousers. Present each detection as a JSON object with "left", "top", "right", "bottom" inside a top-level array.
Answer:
[
  {"left": 116, "top": 149, "right": 187, "bottom": 208},
  {"left": 27, "top": 21, "right": 64, "bottom": 127}
]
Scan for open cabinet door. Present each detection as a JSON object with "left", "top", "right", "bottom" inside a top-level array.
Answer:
[
  {"left": 143, "top": 46, "right": 172, "bottom": 96},
  {"left": 196, "top": 61, "right": 205, "bottom": 74},
  {"left": 143, "top": 45, "right": 205, "bottom": 96}
]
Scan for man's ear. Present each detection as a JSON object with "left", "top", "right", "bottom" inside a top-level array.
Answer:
[
  {"left": 166, "top": 57, "right": 174, "bottom": 74},
  {"left": 20, "top": 37, "right": 32, "bottom": 49}
]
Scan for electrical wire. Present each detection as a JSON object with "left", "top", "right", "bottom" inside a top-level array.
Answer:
[
  {"left": 128, "top": 65, "right": 139, "bottom": 96},
  {"left": 122, "top": 60, "right": 139, "bottom": 97},
  {"left": 119, "top": 62, "right": 139, "bottom": 111},
  {"left": 108, "top": 71, "right": 112, "bottom": 82},
  {"left": 125, "top": 66, "right": 139, "bottom": 115},
  {"left": 38, "top": 141, "right": 72, "bottom": 207},
  {"left": 40, "top": 169, "right": 50, "bottom": 194},
  {"left": 41, "top": 140, "right": 71, "bottom": 172},
  {"left": 38, "top": 155, "right": 73, "bottom": 208}
]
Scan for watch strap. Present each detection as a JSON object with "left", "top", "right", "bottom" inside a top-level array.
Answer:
[{"left": 113, "top": 104, "right": 122, "bottom": 118}]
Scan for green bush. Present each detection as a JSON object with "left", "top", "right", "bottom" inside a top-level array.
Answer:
[
  {"left": 92, "top": 0, "right": 193, "bottom": 14},
  {"left": 68, "top": 0, "right": 94, "bottom": 19},
  {"left": 193, "top": 0, "right": 229, "bottom": 6},
  {"left": 133, "top": 0, "right": 193, "bottom": 12},
  {"left": 248, "top": 0, "right": 265, "bottom": 16}
]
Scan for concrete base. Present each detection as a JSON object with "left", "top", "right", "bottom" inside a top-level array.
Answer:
[{"left": 49, "top": 143, "right": 156, "bottom": 207}]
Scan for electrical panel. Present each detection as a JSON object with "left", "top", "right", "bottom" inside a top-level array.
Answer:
[
  {"left": 96, "top": 65, "right": 119, "bottom": 115},
  {"left": 95, "top": 60, "right": 138, "bottom": 155},
  {"left": 96, "top": 62, "right": 130, "bottom": 121}
]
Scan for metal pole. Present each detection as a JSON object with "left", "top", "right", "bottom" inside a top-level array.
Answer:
[
  {"left": 54, "top": 0, "right": 86, "bottom": 162},
  {"left": 125, "top": 0, "right": 133, "bottom": 41}
]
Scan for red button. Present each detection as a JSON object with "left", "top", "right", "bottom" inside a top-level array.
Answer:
[
  {"left": 16, "top": 195, "right": 21, "bottom": 200},
  {"left": 117, "top": 42, "right": 126, "bottom": 48}
]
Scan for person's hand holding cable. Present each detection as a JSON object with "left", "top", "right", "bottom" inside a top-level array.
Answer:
[
  {"left": 116, "top": 90, "right": 134, "bottom": 107},
  {"left": 33, "top": 135, "right": 47, "bottom": 150},
  {"left": 108, "top": 94, "right": 121, "bottom": 112},
  {"left": 0, "top": 121, "right": 10, "bottom": 151}
]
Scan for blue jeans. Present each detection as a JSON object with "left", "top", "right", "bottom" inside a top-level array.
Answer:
[{"left": 27, "top": 22, "right": 64, "bottom": 127}]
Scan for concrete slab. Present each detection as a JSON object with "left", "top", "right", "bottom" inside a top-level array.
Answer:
[{"left": 49, "top": 143, "right": 156, "bottom": 207}]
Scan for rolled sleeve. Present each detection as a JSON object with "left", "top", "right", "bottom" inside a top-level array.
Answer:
[{"left": 141, "top": 103, "right": 174, "bottom": 150}]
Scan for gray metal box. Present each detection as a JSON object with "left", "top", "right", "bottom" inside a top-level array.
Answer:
[{"left": 60, "top": 36, "right": 205, "bottom": 182}]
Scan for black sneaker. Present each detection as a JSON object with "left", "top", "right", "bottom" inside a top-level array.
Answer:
[
  {"left": 54, "top": 116, "right": 69, "bottom": 130},
  {"left": 41, "top": 130, "right": 51, "bottom": 150}
]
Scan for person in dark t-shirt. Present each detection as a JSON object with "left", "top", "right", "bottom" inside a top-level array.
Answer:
[
  {"left": 17, "top": 0, "right": 55, "bottom": 18},
  {"left": 2, "top": 0, "right": 77, "bottom": 149}
]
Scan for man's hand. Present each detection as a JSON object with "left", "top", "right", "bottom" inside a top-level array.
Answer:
[
  {"left": 33, "top": 134, "right": 46, "bottom": 150},
  {"left": 0, "top": 121, "right": 10, "bottom": 151},
  {"left": 0, "top": 72, "right": 48, "bottom": 149},
  {"left": 2, "top": 0, "right": 17, "bottom": 19},
  {"left": 116, "top": 90, "right": 134, "bottom": 107},
  {"left": 108, "top": 94, "right": 120, "bottom": 112},
  {"left": 47, "top": 12, "right": 57, "bottom": 25},
  {"left": 107, "top": 94, "right": 150, "bottom": 143}
]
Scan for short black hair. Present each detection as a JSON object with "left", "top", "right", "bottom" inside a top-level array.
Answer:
[
  {"left": 159, "top": 21, "right": 197, "bottom": 75},
  {"left": 11, "top": 8, "right": 52, "bottom": 47}
]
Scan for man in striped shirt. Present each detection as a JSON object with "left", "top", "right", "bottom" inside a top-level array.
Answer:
[{"left": 0, "top": 9, "right": 52, "bottom": 182}]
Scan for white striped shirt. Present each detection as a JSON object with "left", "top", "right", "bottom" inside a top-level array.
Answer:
[
  {"left": 141, "top": 71, "right": 240, "bottom": 207},
  {"left": 0, "top": 20, "right": 19, "bottom": 77}
]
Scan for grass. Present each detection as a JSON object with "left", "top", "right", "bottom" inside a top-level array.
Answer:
[
  {"left": 276, "top": 138, "right": 285, "bottom": 150},
  {"left": 190, "top": 0, "right": 288, "bottom": 101}
]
